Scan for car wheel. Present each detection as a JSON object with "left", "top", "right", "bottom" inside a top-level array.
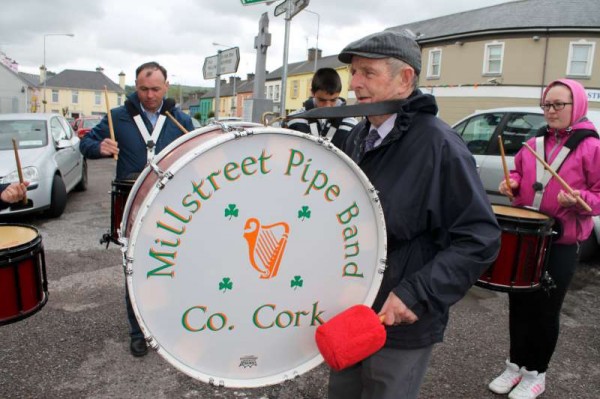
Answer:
[
  {"left": 75, "top": 159, "right": 88, "bottom": 192},
  {"left": 578, "top": 232, "right": 599, "bottom": 262},
  {"left": 46, "top": 174, "right": 67, "bottom": 218}
]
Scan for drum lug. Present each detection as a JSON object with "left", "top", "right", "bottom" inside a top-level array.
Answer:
[
  {"left": 148, "top": 162, "right": 173, "bottom": 189},
  {"left": 123, "top": 253, "right": 134, "bottom": 276},
  {"left": 377, "top": 258, "right": 387, "bottom": 274}
]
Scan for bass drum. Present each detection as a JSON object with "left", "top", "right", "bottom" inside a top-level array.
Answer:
[{"left": 120, "top": 123, "right": 387, "bottom": 387}]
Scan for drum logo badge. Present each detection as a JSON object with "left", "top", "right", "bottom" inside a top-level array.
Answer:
[{"left": 243, "top": 218, "right": 290, "bottom": 279}]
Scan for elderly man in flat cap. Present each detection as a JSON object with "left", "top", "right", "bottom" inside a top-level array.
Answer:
[{"left": 328, "top": 30, "right": 501, "bottom": 399}]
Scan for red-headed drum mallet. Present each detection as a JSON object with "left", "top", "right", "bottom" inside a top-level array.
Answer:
[{"left": 315, "top": 304, "right": 386, "bottom": 371}]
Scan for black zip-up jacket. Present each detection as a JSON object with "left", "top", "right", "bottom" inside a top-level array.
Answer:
[{"left": 341, "top": 90, "right": 501, "bottom": 349}]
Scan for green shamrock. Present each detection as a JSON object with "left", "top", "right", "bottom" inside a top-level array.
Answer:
[
  {"left": 290, "top": 275, "right": 303, "bottom": 290},
  {"left": 297, "top": 206, "right": 311, "bottom": 221},
  {"left": 224, "top": 204, "right": 239, "bottom": 220},
  {"left": 219, "top": 277, "right": 233, "bottom": 292}
]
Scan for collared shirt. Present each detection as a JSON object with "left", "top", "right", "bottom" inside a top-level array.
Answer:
[
  {"left": 140, "top": 101, "right": 163, "bottom": 128},
  {"left": 370, "top": 114, "right": 397, "bottom": 148}
]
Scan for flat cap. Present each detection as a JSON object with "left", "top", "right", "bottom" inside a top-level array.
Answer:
[{"left": 338, "top": 30, "right": 421, "bottom": 75}]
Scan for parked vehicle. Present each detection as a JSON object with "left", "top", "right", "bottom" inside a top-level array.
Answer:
[
  {"left": 0, "top": 113, "right": 87, "bottom": 218},
  {"left": 452, "top": 107, "right": 600, "bottom": 261},
  {"left": 73, "top": 116, "right": 102, "bottom": 139}
]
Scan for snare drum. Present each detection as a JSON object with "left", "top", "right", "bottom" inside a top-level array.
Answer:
[
  {"left": 476, "top": 205, "right": 554, "bottom": 292},
  {"left": 0, "top": 224, "right": 48, "bottom": 325},
  {"left": 120, "top": 124, "right": 387, "bottom": 387}
]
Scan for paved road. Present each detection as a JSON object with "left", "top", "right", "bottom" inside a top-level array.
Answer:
[{"left": 1, "top": 157, "right": 598, "bottom": 398}]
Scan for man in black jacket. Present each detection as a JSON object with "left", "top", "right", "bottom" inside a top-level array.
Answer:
[{"left": 328, "top": 30, "right": 501, "bottom": 399}]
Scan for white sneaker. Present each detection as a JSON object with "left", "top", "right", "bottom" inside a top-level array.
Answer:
[
  {"left": 508, "top": 368, "right": 546, "bottom": 399},
  {"left": 488, "top": 360, "right": 522, "bottom": 394}
]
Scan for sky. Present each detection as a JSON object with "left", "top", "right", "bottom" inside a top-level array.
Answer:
[{"left": 0, "top": 0, "right": 516, "bottom": 88}]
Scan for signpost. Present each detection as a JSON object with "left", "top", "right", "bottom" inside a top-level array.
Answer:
[
  {"left": 240, "top": 0, "right": 275, "bottom": 5},
  {"left": 274, "top": 0, "right": 309, "bottom": 18},
  {"left": 203, "top": 47, "right": 240, "bottom": 120}
]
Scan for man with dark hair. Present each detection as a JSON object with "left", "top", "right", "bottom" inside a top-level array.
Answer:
[
  {"left": 326, "top": 30, "right": 501, "bottom": 399},
  {"left": 80, "top": 61, "right": 194, "bottom": 357},
  {"left": 287, "top": 67, "right": 356, "bottom": 148}
]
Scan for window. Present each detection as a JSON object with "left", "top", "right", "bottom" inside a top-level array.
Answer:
[
  {"left": 427, "top": 49, "right": 442, "bottom": 78},
  {"left": 117, "top": 95, "right": 123, "bottom": 106},
  {"left": 72, "top": 90, "right": 79, "bottom": 104},
  {"left": 268, "top": 85, "right": 273, "bottom": 100},
  {"left": 95, "top": 91, "right": 101, "bottom": 105},
  {"left": 306, "top": 78, "right": 312, "bottom": 98},
  {"left": 454, "top": 113, "right": 503, "bottom": 155},
  {"left": 51, "top": 90, "right": 59, "bottom": 103},
  {"left": 291, "top": 80, "right": 299, "bottom": 99},
  {"left": 274, "top": 85, "right": 280, "bottom": 102},
  {"left": 483, "top": 42, "right": 504, "bottom": 75},
  {"left": 567, "top": 41, "right": 595, "bottom": 77},
  {"left": 50, "top": 117, "right": 67, "bottom": 141},
  {"left": 500, "top": 113, "right": 546, "bottom": 155}
]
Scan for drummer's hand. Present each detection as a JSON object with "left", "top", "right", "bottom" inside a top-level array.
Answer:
[
  {"left": 378, "top": 292, "right": 418, "bottom": 326},
  {"left": 558, "top": 190, "right": 579, "bottom": 208},
  {"left": 100, "top": 138, "right": 119, "bottom": 157},
  {"left": 499, "top": 179, "right": 518, "bottom": 197},
  {"left": 1, "top": 181, "right": 29, "bottom": 203}
]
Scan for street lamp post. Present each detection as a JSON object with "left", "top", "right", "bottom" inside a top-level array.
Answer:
[
  {"left": 304, "top": 10, "right": 320, "bottom": 72},
  {"left": 43, "top": 33, "right": 74, "bottom": 112}
]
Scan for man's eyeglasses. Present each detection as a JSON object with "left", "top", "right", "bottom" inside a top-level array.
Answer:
[{"left": 540, "top": 102, "right": 573, "bottom": 111}]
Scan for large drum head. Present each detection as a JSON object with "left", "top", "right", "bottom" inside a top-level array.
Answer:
[{"left": 123, "top": 126, "right": 386, "bottom": 387}]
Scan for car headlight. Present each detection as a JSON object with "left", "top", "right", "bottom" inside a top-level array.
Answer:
[{"left": 0, "top": 166, "right": 39, "bottom": 184}]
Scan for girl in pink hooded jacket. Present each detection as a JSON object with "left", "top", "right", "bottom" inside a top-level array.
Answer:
[{"left": 489, "top": 79, "right": 600, "bottom": 399}]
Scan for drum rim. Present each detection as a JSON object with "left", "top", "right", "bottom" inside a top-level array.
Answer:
[
  {"left": 0, "top": 223, "right": 42, "bottom": 258},
  {"left": 121, "top": 126, "right": 387, "bottom": 387}
]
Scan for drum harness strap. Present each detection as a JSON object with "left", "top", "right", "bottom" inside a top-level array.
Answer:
[
  {"left": 532, "top": 129, "right": 599, "bottom": 210},
  {"left": 125, "top": 98, "right": 176, "bottom": 162}
]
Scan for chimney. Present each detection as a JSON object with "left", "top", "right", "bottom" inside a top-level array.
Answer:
[
  {"left": 118, "top": 71, "right": 126, "bottom": 89},
  {"left": 246, "top": 73, "right": 255, "bottom": 81},
  {"left": 40, "top": 65, "right": 46, "bottom": 84},
  {"left": 96, "top": 66, "right": 104, "bottom": 73},
  {"left": 308, "top": 48, "right": 322, "bottom": 62}
]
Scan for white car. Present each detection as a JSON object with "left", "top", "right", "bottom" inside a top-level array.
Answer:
[
  {"left": 0, "top": 113, "right": 87, "bottom": 218},
  {"left": 452, "top": 107, "right": 600, "bottom": 261}
]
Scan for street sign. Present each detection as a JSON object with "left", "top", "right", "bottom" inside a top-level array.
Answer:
[
  {"left": 274, "top": 0, "right": 309, "bottom": 18},
  {"left": 240, "top": 0, "right": 274, "bottom": 5},
  {"left": 202, "top": 47, "right": 240, "bottom": 80}
]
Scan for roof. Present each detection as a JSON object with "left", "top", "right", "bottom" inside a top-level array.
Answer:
[
  {"left": 387, "top": 0, "right": 600, "bottom": 43},
  {"left": 0, "top": 62, "right": 36, "bottom": 88},
  {"left": 266, "top": 54, "right": 346, "bottom": 80},
  {"left": 18, "top": 72, "right": 40, "bottom": 87},
  {"left": 45, "top": 69, "right": 125, "bottom": 93}
]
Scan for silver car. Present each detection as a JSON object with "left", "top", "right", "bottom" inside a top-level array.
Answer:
[
  {"left": 453, "top": 107, "right": 600, "bottom": 261},
  {"left": 0, "top": 113, "right": 87, "bottom": 217}
]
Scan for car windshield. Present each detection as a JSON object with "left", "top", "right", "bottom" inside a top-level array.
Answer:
[
  {"left": 83, "top": 119, "right": 101, "bottom": 128},
  {"left": 0, "top": 120, "right": 48, "bottom": 150}
]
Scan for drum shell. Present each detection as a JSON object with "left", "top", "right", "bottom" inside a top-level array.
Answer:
[
  {"left": 0, "top": 224, "right": 48, "bottom": 325},
  {"left": 477, "top": 205, "right": 554, "bottom": 292}
]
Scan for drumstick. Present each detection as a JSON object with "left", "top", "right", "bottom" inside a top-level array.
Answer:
[
  {"left": 498, "top": 135, "right": 513, "bottom": 201},
  {"left": 165, "top": 111, "right": 189, "bottom": 134},
  {"left": 104, "top": 86, "right": 118, "bottom": 160},
  {"left": 523, "top": 143, "right": 592, "bottom": 212},
  {"left": 11, "top": 138, "right": 27, "bottom": 205}
]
